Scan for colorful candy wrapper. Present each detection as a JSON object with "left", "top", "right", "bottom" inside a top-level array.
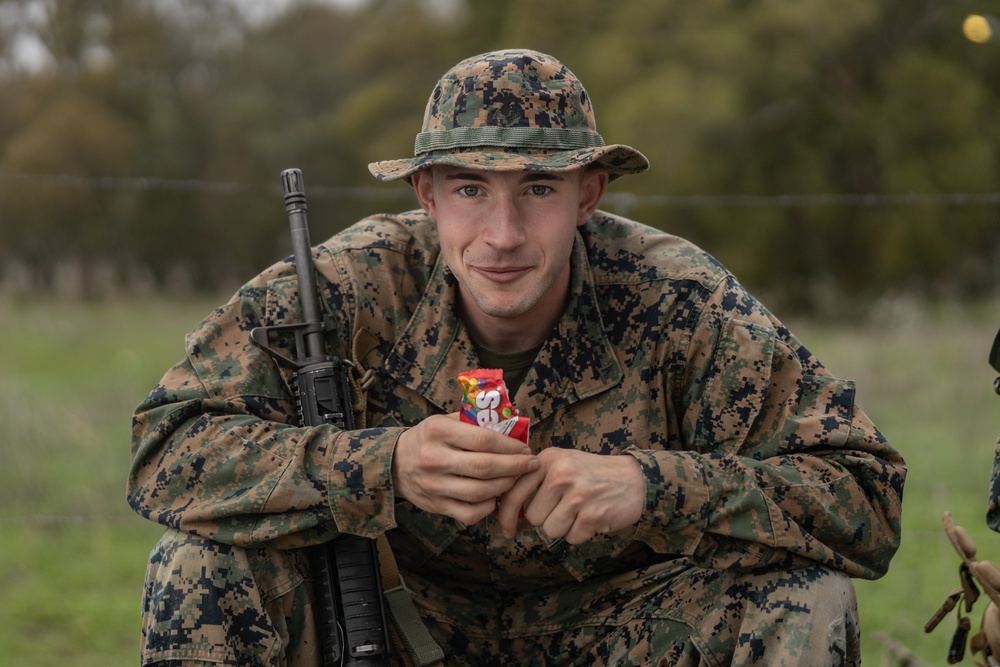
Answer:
[
  {"left": 458, "top": 369, "right": 530, "bottom": 518},
  {"left": 458, "top": 369, "right": 530, "bottom": 444}
]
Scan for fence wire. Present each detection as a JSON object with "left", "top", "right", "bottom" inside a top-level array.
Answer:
[{"left": 4, "top": 172, "right": 1000, "bottom": 209}]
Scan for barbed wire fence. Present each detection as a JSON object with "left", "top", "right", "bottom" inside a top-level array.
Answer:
[
  {"left": 6, "top": 172, "right": 1000, "bottom": 208},
  {"left": 2, "top": 172, "right": 999, "bottom": 305}
]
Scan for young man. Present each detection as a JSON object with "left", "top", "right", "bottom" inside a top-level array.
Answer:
[{"left": 129, "top": 49, "right": 905, "bottom": 666}]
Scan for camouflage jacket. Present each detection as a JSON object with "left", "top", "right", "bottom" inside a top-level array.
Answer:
[{"left": 129, "top": 210, "right": 905, "bottom": 600}]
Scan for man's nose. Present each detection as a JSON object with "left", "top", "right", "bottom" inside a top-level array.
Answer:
[{"left": 481, "top": 195, "right": 525, "bottom": 249}]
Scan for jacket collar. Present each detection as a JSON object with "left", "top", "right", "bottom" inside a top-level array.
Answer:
[{"left": 384, "top": 233, "right": 622, "bottom": 423}]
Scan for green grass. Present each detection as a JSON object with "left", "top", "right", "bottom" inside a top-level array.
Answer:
[
  {"left": 0, "top": 297, "right": 215, "bottom": 666},
  {"left": 0, "top": 296, "right": 997, "bottom": 665}
]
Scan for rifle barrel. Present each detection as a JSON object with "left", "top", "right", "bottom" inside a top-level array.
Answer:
[{"left": 281, "top": 168, "right": 326, "bottom": 362}]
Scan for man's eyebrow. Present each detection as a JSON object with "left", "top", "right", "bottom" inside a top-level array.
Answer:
[
  {"left": 521, "top": 173, "right": 566, "bottom": 183},
  {"left": 442, "top": 171, "right": 488, "bottom": 182}
]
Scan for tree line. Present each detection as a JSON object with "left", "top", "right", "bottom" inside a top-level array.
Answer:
[{"left": 0, "top": 0, "right": 997, "bottom": 317}]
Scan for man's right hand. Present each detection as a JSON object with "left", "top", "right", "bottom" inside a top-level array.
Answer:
[{"left": 392, "top": 413, "right": 538, "bottom": 525}]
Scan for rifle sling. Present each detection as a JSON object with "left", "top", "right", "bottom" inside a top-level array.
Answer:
[{"left": 378, "top": 535, "right": 445, "bottom": 666}]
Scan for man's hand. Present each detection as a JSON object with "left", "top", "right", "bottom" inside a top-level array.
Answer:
[
  {"left": 392, "top": 413, "right": 538, "bottom": 526},
  {"left": 496, "top": 448, "right": 645, "bottom": 543}
]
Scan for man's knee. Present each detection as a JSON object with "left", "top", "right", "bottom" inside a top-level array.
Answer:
[
  {"left": 141, "top": 528, "right": 316, "bottom": 667},
  {"left": 726, "top": 565, "right": 860, "bottom": 666},
  {"left": 642, "top": 563, "right": 859, "bottom": 666}
]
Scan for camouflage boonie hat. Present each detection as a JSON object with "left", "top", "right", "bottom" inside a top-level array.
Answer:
[{"left": 368, "top": 49, "right": 649, "bottom": 182}]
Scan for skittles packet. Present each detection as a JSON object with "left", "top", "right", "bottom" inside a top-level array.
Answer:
[{"left": 458, "top": 369, "right": 530, "bottom": 444}]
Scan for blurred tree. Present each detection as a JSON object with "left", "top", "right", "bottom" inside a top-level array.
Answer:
[
  {"left": 0, "top": 91, "right": 138, "bottom": 293},
  {"left": 0, "top": 0, "right": 996, "bottom": 311}
]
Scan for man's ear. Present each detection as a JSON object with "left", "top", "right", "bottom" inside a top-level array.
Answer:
[
  {"left": 577, "top": 166, "right": 609, "bottom": 226},
  {"left": 411, "top": 169, "right": 436, "bottom": 218}
]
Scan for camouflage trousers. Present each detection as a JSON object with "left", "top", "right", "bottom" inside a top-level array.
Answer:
[{"left": 141, "top": 528, "right": 860, "bottom": 667}]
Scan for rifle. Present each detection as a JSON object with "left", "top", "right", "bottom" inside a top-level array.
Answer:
[{"left": 250, "top": 168, "right": 390, "bottom": 667}]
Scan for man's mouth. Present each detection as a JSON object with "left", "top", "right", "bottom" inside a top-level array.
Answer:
[{"left": 474, "top": 266, "right": 531, "bottom": 283}]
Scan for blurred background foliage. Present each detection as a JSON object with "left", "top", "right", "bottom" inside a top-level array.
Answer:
[{"left": 0, "top": 0, "right": 998, "bottom": 317}]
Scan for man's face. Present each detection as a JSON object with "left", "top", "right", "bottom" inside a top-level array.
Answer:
[{"left": 412, "top": 165, "right": 607, "bottom": 350}]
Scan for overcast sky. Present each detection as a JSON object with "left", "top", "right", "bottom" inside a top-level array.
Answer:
[{"left": 3, "top": 0, "right": 366, "bottom": 71}]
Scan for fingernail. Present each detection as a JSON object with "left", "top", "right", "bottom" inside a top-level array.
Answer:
[
  {"left": 527, "top": 459, "right": 540, "bottom": 471},
  {"left": 521, "top": 447, "right": 531, "bottom": 454}
]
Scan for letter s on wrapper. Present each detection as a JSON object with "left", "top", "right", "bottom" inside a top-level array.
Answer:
[{"left": 457, "top": 369, "right": 530, "bottom": 444}]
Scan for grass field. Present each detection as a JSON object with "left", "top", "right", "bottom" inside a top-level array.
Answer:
[{"left": 0, "top": 296, "right": 997, "bottom": 666}]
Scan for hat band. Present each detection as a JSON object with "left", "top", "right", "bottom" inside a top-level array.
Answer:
[{"left": 414, "top": 126, "right": 606, "bottom": 156}]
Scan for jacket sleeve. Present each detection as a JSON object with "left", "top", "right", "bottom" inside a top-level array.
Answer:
[
  {"left": 627, "top": 275, "right": 906, "bottom": 580},
  {"left": 126, "top": 269, "right": 402, "bottom": 549}
]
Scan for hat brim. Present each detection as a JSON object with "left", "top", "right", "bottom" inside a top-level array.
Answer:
[{"left": 368, "top": 144, "right": 649, "bottom": 182}]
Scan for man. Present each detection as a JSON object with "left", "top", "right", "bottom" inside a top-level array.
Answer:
[{"left": 129, "top": 49, "right": 905, "bottom": 666}]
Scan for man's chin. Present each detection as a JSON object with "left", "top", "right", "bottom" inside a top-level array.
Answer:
[
  {"left": 468, "top": 294, "right": 535, "bottom": 321},
  {"left": 475, "top": 303, "right": 529, "bottom": 320}
]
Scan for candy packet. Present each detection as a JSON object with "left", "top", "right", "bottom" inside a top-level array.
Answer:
[{"left": 457, "top": 369, "right": 530, "bottom": 444}]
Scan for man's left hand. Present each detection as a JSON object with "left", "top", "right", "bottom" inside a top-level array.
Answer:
[{"left": 496, "top": 448, "right": 645, "bottom": 543}]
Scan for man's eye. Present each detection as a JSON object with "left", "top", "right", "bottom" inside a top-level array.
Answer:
[
  {"left": 459, "top": 185, "right": 480, "bottom": 197},
  {"left": 529, "top": 185, "right": 551, "bottom": 196}
]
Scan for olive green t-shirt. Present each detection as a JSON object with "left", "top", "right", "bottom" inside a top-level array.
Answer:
[{"left": 472, "top": 343, "right": 542, "bottom": 398}]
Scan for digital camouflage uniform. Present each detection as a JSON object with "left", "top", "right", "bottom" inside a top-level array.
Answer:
[{"left": 128, "top": 49, "right": 906, "bottom": 666}]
